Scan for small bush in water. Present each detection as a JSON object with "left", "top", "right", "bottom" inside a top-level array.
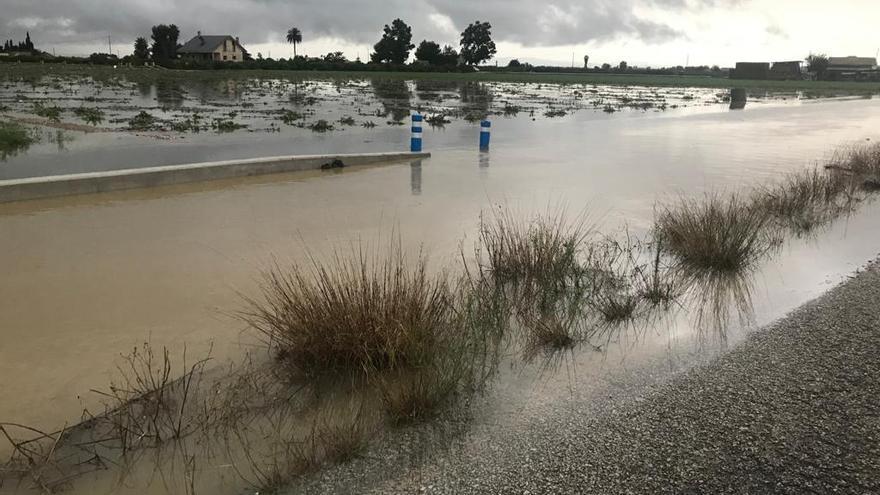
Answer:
[{"left": 128, "top": 111, "right": 157, "bottom": 130}]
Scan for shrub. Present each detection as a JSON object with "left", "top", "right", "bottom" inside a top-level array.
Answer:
[
  {"left": 307, "top": 119, "right": 334, "bottom": 132},
  {"left": 129, "top": 111, "right": 157, "bottom": 130},
  {"left": 279, "top": 109, "right": 303, "bottom": 125}
]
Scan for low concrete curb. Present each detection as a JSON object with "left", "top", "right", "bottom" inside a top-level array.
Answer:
[{"left": 0, "top": 151, "right": 430, "bottom": 203}]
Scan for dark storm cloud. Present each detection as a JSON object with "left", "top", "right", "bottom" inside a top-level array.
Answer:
[{"left": 0, "top": 0, "right": 739, "bottom": 52}]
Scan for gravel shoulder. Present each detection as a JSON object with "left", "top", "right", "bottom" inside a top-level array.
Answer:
[
  {"left": 496, "top": 260, "right": 880, "bottom": 494},
  {"left": 295, "top": 259, "right": 880, "bottom": 494}
]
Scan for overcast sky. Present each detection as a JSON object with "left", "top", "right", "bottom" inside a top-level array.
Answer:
[{"left": 2, "top": 0, "right": 878, "bottom": 67}]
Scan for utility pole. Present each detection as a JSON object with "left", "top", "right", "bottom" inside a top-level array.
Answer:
[{"left": 108, "top": 35, "right": 112, "bottom": 55}]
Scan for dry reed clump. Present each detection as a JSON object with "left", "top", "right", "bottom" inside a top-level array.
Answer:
[
  {"left": 379, "top": 274, "right": 509, "bottom": 424},
  {"left": 242, "top": 243, "right": 508, "bottom": 425},
  {"left": 833, "top": 142, "right": 880, "bottom": 183},
  {"left": 242, "top": 245, "right": 454, "bottom": 378},
  {"left": 757, "top": 167, "right": 854, "bottom": 234},
  {"left": 655, "top": 193, "right": 779, "bottom": 275},
  {"left": 756, "top": 143, "right": 880, "bottom": 235},
  {"left": 478, "top": 207, "right": 591, "bottom": 293}
]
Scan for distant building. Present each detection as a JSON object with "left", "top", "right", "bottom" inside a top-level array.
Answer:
[
  {"left": 731, "top": 62, "right": 769, "bottom": 80},
  {"left": 769, "top": 61, "right": 802, "bottom": 80},
  {"left": 178, "top": 32, "right": 247, "bottom": 62},
  {"left": 826, "top": 56, "right": 878, "bottom": 80}
]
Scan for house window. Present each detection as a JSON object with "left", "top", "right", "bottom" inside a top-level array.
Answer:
[
  {"left": 223, "top": 55, "right": 228, "bottom": 61},
  {"left": 232, "top": 55, "right": 237, "bottom": 60}
]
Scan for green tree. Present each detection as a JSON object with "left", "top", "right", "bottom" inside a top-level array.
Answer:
[
  {"left": 286, "top": 27, "right": 302, "bottom": 58},
  {"left": 133, "top": 37, "right": 150, "bottom": 61},
  {"left": 618, "top": 61, "right": 628, "bottom": 70},
  {"left": 150, "top": 24, "right": 179, "bottom": 62},
  {"left": 323, "top": 51, "right": 348, "bottom": 63},
  {"left": 459, "top": 21, "right": 496, "bottom": 66},
  {"left": 370, "top": 19, "right": 414, "bottom": 64},
  {"left": 89, "top": 53, "right": 119, "bottom": 64},
  {"left": 438, "top": 45, "right": 459, "bottom": 66},
  {"left": 508, "top": 59, "right": 522, "bottom": 68},
  {"left": 415, "top": 40, "right": 442, "bottom": 64},
  {"left": 806, "top": 53, "right": 829, "bottom": 76}
]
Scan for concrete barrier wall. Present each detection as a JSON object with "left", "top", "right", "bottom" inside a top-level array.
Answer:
[{"left": 0, "top": 151, "right": 430, "bottom": 203}]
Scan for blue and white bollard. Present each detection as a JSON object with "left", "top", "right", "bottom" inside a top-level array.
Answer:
[
  {"left": 411, "top": 114, "right": 423, "bottom": 152},
  {"left": 479, "top": 120, "right": 491, "bottom": 151}
]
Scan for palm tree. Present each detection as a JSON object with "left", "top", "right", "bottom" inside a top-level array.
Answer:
[{"left": 286, "top": 27, "right": 302, "bottom": 58}]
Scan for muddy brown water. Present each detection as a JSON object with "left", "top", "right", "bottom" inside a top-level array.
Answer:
[{"left": 1, "top": 94, "right": 880, "bottom": 494}]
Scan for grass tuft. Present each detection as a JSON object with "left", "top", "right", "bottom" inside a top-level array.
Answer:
[
  {"left": 242, "top": 244, "right": 452, "bottom": 378},
  {"left": 656, "top": 193, "right": 777, "bottom": 274},
  {"left": 478, "top": 207, "right": 591, "bottom": 293},
  {"left": 757, "top": 167, "right": 852, "bottom": 234}
]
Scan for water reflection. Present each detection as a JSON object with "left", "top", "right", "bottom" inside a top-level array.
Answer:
[
  {"left": 0, "top": 128, "right": 34, "bottom": 161},
  {"left": 410, "top": 159, "right": 422, "bottom": 195},
  {"left": 729, "top": 88, "right": 747, "bottom": 110},
  {"left": 155, "top": 80, "right": 186, "bottom": 109},
  {"left": 459, "top": 82, "right": 493, "bottom": 122},
  {"left": 136, "top": 81, "right": 152, "bottom": 100},
  {"left": 372, "top": 79, "right": 411, "bottom": 122},
  {"left": 413, "top": 79, "right": 457, "bottom": 104},
  {"left": 478, "top": 152, "right": 490, "bottom": 169}
]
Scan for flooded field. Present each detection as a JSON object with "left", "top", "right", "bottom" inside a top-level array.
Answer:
[
  {"left": 1, "top": 66, "right": 880, "bottom": 494},
  {"left": 1, "top": 65, "right": 878, "bottom": 179}
]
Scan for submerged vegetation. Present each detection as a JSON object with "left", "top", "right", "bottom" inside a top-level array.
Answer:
[
  {"left": 3, "top": 62, "right": 874, "bottom": 142},
  {"left": 3, "top": 142, "right": 880, "bottom": 494},
  {"left": 128, "top": 110, "right": 157, "bottom": 131},
  {"left": 32, "top": 102, "right": 62, "bottom": 122},
  {"left": 72, "top": 106, "right": 105, "bottom": 126}
]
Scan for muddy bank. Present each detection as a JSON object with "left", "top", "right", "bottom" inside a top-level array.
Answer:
[{"left": 290, "top": 258, "right": 880, "bottom": 494}]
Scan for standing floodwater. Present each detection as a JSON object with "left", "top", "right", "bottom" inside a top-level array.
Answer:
[{"left": 2, "top": 67, "right": 880, "bottom": 495}]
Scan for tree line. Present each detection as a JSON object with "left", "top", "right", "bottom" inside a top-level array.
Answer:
[
  {"left": 362, "top": 18, "right": 496, "bottom": 66},
  {"left": 0, "top": 32, "right": 36, "bottom": 54},
  {"left": 120, "top": 18, "right": 496, "bottom": 69}
]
